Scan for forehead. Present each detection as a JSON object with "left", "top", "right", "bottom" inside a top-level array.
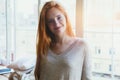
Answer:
[{"left": 46, "top": 7, "right": 64, "bottom": 19}]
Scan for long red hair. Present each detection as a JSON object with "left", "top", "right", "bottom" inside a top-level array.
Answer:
[{"left": 34, "top": 1, "right": 75, "bottom": 80}]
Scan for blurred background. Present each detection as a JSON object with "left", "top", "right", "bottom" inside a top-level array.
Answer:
[{"left": 0, "top": 0, "right": 120, "bottom": 80}]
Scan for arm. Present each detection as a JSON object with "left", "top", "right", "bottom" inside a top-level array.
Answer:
[{"left": 81, "top": 42, "right": 92, "bottom": 80}]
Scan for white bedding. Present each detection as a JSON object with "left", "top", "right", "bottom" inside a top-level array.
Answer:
[
  {"left": 9, "top": 67, "right": 35, "bottom": 80},
  {"left": 0, "top": 67, "right": 34, "bottom": 80},
  {"left": 1, "top": 54, "right": 36, "bottom": 80},
  {"left": 0, "top": 74, "right": 10, "bottom": 80}
]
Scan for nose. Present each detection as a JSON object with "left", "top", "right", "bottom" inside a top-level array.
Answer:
[{"left": 54, "top": 19, "right": 60, "bottom": 27}]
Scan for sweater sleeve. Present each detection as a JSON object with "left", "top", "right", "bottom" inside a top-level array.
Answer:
[{"left": 81, "top": 41, "right": 92, "bottom": 80}]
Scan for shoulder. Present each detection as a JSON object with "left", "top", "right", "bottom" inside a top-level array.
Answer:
[{"left": 73, "top": 37, "right": 88, "bottom": 46}]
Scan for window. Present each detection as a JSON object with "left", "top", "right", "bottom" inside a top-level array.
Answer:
[
  {"left": 83, "top": 0, "right": 120, "bottom": 80},
  {"left": 15, "top": 0, "right": 38, "bottom": 59},
  {"left": 0, "top": 0, "right": 39, "bottom": 63},
  {"left": 0, "top": 0, "right": 7, "bottom": 63}
]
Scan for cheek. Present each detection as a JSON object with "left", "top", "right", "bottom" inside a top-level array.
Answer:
[
  {"left": 62, "top": 20, "right": 66, "bottom": 28},
  {"left": 48, "top": 25, "right": 54, "bottom": 32},
  {"left": 62, "top": 17, "right": 66, "bottom": 26}
]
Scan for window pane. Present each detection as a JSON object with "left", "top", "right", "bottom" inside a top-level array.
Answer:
[
  {"left": 113, "top": 0, "right": 120, "bottom": 33},
  {"left": 113, "top": 0, "right": 120, "bottom": 79},
  {"left": 113, "top": 34, "right": 120, "bottom": 79},
  {"left": 0, "top": 0, "right": 7, "bottom": 63},
  {"left": 84, "top": 0, "right": 113, "bottom": 32},
  {"left": 84, "top": 33, "right": 113, "bottom": 80},
  {"left": 15, "top": 0, "right": 38, "bottom": 59},
  {"left": 84, "top": 0, "right": 114, "bottom": 80}
]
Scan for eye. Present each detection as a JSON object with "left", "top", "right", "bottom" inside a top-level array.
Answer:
[{"left": 57, "top": 16, "right": 62, "bottom": 20}]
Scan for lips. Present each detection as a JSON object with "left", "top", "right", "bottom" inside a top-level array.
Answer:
[{"left": 54, "top": 27, "right": 61, "bottom": 30}]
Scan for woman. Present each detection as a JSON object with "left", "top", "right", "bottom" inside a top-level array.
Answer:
[{"left": 35, "top": 1, "right": 92, "bottom": 80}]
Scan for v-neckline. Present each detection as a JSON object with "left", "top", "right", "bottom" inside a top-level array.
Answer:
[{"left": 49, "top": 39, "right": 78, "bottom": 57}]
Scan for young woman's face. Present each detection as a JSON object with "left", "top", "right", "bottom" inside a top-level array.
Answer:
[{"left": 46, "top": 7, "right": 66, "bottom": 36}]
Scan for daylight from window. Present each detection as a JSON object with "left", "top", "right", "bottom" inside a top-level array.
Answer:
[{"left": 1, "top": 0, "right": 120, "bottom": 80}]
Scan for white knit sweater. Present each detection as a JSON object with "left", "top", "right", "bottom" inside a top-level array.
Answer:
[{"left": 40, "top": 38, "right": 92, "bottom": 80}]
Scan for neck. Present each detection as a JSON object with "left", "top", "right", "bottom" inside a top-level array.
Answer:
[{"left": 55, "top": 34, "right": 71, "bottom": 45}]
